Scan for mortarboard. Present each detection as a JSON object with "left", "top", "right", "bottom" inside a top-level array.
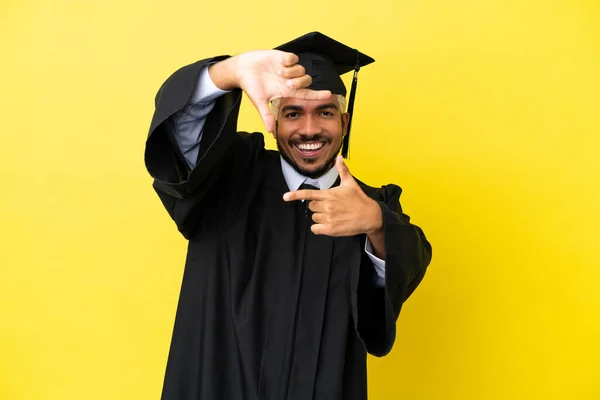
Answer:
[{"left": 274, "top": 31, "right": 375, "bottom": 158}]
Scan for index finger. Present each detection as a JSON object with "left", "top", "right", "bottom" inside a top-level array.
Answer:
[
  {"left": 283, "top": 189, "right": 327, "bottom": 202},
  {"left": 293, "top": 88, "right": 332, "bottom": 101}
]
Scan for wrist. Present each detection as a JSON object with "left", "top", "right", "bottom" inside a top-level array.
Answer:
[
  {"left": 365, "top": 200, "right": 383, "bottom": 235},
  {"left": 365, "top": 202, "right": 385, "bottom": 260},
  {"left": 208, "top": 56, "right": 240, "bottom": 91}
]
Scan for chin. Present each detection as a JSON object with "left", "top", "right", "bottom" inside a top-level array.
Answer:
[
  {"left": 278, "top": 141, "right": 340, "bottom": 179},
  {"left": 294, "top": 157, "right": 335, "bottom": 179}
]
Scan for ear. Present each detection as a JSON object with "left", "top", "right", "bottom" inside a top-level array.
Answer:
[{"left": 341, "top": 112, "right": 350, "bottom": 137}]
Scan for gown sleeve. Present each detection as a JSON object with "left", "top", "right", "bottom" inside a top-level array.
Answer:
[
  {"left": 354, "top": 184, "right": 433, "bottom": 357},
  {"left": 144, "top": 56, "right": 261, "bottom": 238}
]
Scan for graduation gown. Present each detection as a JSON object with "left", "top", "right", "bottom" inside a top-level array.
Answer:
[{"left": 144, "top": 56, "right": 433, "bottom": 400}]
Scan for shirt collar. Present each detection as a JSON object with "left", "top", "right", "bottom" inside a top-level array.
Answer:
[{"left": 280, "top": 156, "right": 339, "bottom": 191}]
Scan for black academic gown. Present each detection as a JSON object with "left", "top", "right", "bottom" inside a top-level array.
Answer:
[{"left": 144, "top": 56, "right": 433, "bottom": 400}]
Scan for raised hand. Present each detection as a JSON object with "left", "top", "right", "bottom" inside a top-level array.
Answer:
[{"left": 210, "top": 50, "right": 332, "bottom": 133}]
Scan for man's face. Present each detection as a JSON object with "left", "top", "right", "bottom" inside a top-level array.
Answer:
[{"left": 274, "top": 97, "right": 349, "bottom": 179}]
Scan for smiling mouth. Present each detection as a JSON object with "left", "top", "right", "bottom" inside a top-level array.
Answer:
[
  {"left": 294, "top": 142, "right": 326, "bottom": 157},
  {"left": 296, "top": 142, "right": 324, "bottom": 151}
]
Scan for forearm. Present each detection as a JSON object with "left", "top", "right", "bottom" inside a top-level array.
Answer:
[
  {"left": 171, "top": 64, "right": 231, "bottom": 168},
  {"left": 366, "top": 228, "right": 385, "bottom": 260},
  {"left": 146, "top": 57, "right": 243, "bottom": 189},
  {"left": 365, "top": 199, "right": 385, "bottom": 260},
  {"left": 353, "top": 185, "right": 432, "bottom": 357},
  {"left": 208, "top": 56, "right": 240, "bottom": 91}
]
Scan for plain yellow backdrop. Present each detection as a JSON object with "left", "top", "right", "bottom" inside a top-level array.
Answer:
[{"left": 1, "top": 0, "right": 599, "bottom": 399}]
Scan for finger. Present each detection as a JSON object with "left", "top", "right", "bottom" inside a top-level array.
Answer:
[
  {"left": 280, "top": 52, "right": 299, "bottom": 67},
  {"left": 308, "top": 200, "right": 325, "bottom": 213},
  {"left": 336, "top": 154, "right": 355, "bottom": 185},
  {"left": 293, "top": 88, "right": 332, "bottom": 101},
  {"left": 279, "top": 64, "right": 306, "bottom": 79},
  {"left": 283, "top": 189, "right": 328, "bottom": 202},
  {"left": 285, "top": 74, "right": 312, "bottom": 90},
  {"left": 311, "top": 223, "right": 334, "bottom": 236},
  {"left": 311, "top": 212, "right": 328, "bottom": 224}
]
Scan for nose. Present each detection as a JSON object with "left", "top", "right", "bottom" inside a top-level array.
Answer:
[{"left": 298, "top": 114, "right": 321, "bottom": 136}]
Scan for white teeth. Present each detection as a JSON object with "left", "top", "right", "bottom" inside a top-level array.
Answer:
[{"left": 297, "top": 143, "right": 324, "bottom": 151}]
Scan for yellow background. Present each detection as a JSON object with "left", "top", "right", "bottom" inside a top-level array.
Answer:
[{"left": 1, "top": 0, "right": 599, "bottom": 399}]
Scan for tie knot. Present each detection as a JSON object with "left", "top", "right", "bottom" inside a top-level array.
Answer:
[{"left": 299, "top": 183, "right": 319, "bottom": 191}]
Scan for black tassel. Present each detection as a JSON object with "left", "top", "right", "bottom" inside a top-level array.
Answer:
[{"left": 342, "top": 50, "right": 361, "bottom": 159}]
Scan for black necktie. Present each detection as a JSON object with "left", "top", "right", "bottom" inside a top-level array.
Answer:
[{"left": 298, "top": 183, "right": 318, "bottom": 217}]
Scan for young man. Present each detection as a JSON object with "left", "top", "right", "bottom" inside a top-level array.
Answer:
[{"left": 145, "top": 32, "right": 432, "bottom": 400}]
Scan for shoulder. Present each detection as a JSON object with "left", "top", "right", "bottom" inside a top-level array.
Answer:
[
  {"left": 229, "top": 131, "right": 267, "bottom": 161},
  {"left": 228, "top": 131, "right": 283, "bottom": 174},
  {"left": 236, "top": 131, "right": 265, "bottom": 149},
  {"left": 355, "top": 177, "right": 403, "bottom": 204}
]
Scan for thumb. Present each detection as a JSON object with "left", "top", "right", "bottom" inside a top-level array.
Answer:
[
  {"left": 252, "top": 98, "right": 276, "bottom": 134},
  {"left": 336, "top": 154, "right": 355, "bottom": 186}
]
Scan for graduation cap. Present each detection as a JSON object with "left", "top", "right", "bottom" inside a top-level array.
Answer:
[{"left": 274, "top": 31, "right": 375, "bottom": 158}]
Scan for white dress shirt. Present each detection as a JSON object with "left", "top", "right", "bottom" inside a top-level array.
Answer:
[{"left": 168, "top": 65, "right": 386, "bottom": 287}]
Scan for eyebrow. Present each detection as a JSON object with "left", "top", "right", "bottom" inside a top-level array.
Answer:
[
  {"left": 315, "top": 103, "right": 339, "bottom": 111},
  {"left": 281, "top": 103, "right": 339, "bottom": 113},
  {"left": 281, "top": 105, "right": 303, "bottom": 113}
]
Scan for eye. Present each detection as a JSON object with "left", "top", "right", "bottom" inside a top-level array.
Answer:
[
  {"left": 285, "top": 112, "right": 300, "bottom": 119},
  {"left": 319, "top": 110, "right": 335, "bottom": 117}
]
